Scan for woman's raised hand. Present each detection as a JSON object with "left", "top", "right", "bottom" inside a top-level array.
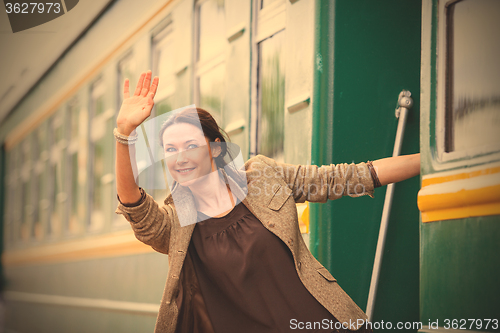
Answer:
[{"left": 116, "top": 70, "right": 159, "bottom": 135}]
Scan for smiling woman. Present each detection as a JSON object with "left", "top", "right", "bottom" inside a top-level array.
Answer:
[
  {"left": 113, "top": 71, "right": 420, "bottom": 333},
  {"left": 157, "top": 111, "right": 239, "bottom": 218}
]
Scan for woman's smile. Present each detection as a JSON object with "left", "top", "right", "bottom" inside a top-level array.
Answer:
[{"left": 176, "top": 167, "right": 196, "bottom": 174}]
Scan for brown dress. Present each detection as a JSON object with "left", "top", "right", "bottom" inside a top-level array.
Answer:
[{"left": 187, "top": 199, "right": 340, "bottom": 333}]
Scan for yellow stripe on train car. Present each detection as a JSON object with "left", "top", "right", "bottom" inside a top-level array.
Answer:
[{"left": 418, "top": 163, "right": 500, "bottom": 222}]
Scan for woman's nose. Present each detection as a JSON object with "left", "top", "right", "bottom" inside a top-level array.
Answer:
[{"left": 176, "top": 150, "right": 188, "bottom": 164}]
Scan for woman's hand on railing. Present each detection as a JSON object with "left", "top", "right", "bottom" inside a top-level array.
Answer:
[{"left": 116, "top": 70, "right": 159, "bottom": 135}]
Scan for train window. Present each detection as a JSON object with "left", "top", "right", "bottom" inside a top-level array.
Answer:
[
  {"left": 89, "top": 78, "right": 114, "bottom": 232},
  {"left": 152, "top": 24, "right": 175, "bottom": 115},
  {"left": 257, "top": 31, "right": 285, "bottom": 162},
  {"left": 4, "top": 146, "right": 20, "bottom": 247},
  {"left": 48, "top": 111, "right": 67, "bottom": 237},
  {"left": 195, "top": 0, "right": 227, "bottom": 124},
  {"left": 197, "top": 0, "right": 226, "bottom": 64},
  {"left": 117, "top": 52, "right": 136, "bottom": 107},
  {"left": 30, "top": 131, "right": 40, "bottom": 240},
  {"left": 438, "top": 0, "right": 500, "bottom": 161},
  {"left": 27, "top": 134, "right": 39, "bottom": 241},
  {"left": 35, "top": 122, "right": 49, "bottom": 240},
  {"left": 20, "top": 137, "right": 32, "bottom": 241},
  {"left": 151, "top": 24, "right": 177, "bottom": 201},
  {"left": 67, "top": 99, "right": 82, "bottom": 234},
  {"left": 251, "top": 0, "right": 286, "bottom": 159},
  {"left": 11, "top": 146, "right": 22, "bottom": 245},
  {"left": 3, "top": 151, "right": 13, "bottom": 247},
  {"left": 198, "top": 63, "right": 225, "bottom": 118}
]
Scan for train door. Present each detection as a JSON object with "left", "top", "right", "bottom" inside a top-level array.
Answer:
[
  {"left": 418, "top": 0, "right": 500, "bottom": 330},
  {"left": 310, "top": 0, "right": 422, "bottom": 330}
]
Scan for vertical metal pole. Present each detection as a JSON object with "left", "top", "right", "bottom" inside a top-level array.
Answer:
[{"left": 366, "top": 90, "right": 413, "bottom": 321}]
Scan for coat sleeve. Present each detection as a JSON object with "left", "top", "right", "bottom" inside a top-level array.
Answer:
[
  {"left": 115, "top": 192, "right": 173, "bottom": 255},
  {"left": 256, "top": 155, "right": 375, "bottom": 203}
]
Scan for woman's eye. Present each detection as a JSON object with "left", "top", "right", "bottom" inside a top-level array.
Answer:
[
  {"left": 165, "top": 147, "right": 176, "bottom": 153},
  {"left": 187, "top": 144, "right": 198, "bottom": 150}
]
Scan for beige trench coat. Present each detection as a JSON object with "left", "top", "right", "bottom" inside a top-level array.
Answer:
[{"left": 115, "top": 154, "right": 375, "bottom": 332}]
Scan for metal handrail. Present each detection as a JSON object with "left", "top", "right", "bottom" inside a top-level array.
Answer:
[{"left": 365, "top": 90, "right": 413, "bottom": 321}]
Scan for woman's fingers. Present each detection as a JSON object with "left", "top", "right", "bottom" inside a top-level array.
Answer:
[
  {"left": 141, "top": 71, "right": 152, "bottom": 97},
  {"left": 123, "top": 78, "right": 130, "bottom": 99},
  {"left": 148, "top": 76, "right": 159, "bottom": 99},
  {"left": 134, "top": 72, "right": 145, "bottom": 96}
]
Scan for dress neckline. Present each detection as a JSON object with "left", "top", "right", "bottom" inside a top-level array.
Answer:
[{"left": 197, "top": 200, "right": 242, "bottom": 220}]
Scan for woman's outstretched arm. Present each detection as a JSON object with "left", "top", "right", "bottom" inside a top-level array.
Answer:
[
  {"left": 372, "top": 153, "right": 420, "bottom": 186},
  {"left": 115, "top": 70, "right": 159, "bottom": 204}
]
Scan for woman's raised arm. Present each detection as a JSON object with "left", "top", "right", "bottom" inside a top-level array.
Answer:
[{"left": 115, "top": 71, "right": 159, "bottom": 204}]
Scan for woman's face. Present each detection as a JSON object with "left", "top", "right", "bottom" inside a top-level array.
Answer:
[{"left": 162, "top": 122, "right": 219, "bottom": 187}]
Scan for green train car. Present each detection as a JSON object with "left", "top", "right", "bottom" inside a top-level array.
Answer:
[
  {"left": 0, "top": 0, "right": 498, "bottom": 332},
  {"left": 417, "top": 0, "right": 500, "bottom": 331}
]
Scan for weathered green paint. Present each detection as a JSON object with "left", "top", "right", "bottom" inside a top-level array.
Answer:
[
  {"left": 419, "top": 0, "right": 500, "bottom": 327},
  {"left": 311, "top": 0, "right": 421, "bottom": 329},
  {"left": 420, "top": 217, "right": 500, "bottom": 323},
  {"left": 420, "top": 0, "right": 438, "bottom": 176},
  {"left": 428, "top": 0, "right": 438, "bottom": 168},
  {"left": 310, "top": 0, "right": 335, "bottom": 256}
]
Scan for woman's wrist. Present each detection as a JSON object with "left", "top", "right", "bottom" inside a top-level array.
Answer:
[{"left": 116, "top": 123, "right": 137, "bottom": 136}]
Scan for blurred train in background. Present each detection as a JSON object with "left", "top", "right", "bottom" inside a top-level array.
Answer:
[{"left": 0, "top": 0, "right": 498, "bottom": 332}]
